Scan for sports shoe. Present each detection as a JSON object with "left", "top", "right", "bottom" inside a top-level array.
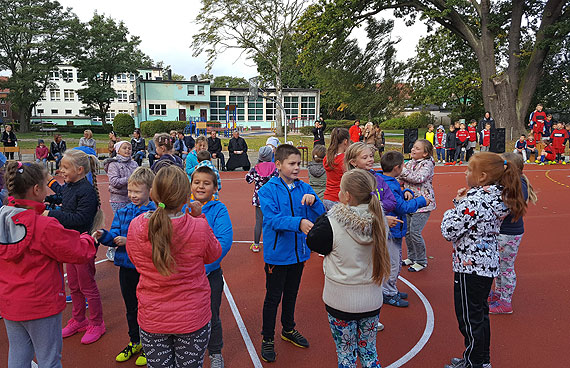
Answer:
[
  {"left": 539, "top": 162, "right": 545, "bottom": 165},
  {"left": 535, "top": 160, "right": 539, "bottom": 163},
  {"left": 135, "top": 351, "right": 147, "bottom": 366},
  {"left": 261, "top": 338, "right": 276, "bottom": 362},
  {"left": 408, "top": 263, "right": 427, "bottom": 272},
  {"left": 399, "top": 291, "right": 408, "bottom": 299},
  {"left": 106, "top": 247, "right": 115, "bottom": 261},
  {"left": 209, "top": 353, "right": 225, "bottom": 368},
  {"left": 402, "top": 258, "right": 413, "bottom": 266},
  {"left": 281, "top": 329, "right": 309, "bottom": 348},
  {"left": 487, "top": 290, "right": 500, "bottom": 303},
  {"left": 250, "top": 243, "right": 260, "bottom": 253},
  {"left": 377, "top": 322, "right": 384, "bottom": 331},
  {"left": 526, "top": 160, "right": 530, "bottom": 163},
  {"left": 80, "top": 322, "right": 106, "bottom": 344},
  {"left": 384, "top": 293, "right": 409, "bottom": 307},
  {"left": 66, "top": 295, "right": 72, "bottom": 303},
  {"left": 563, "top": 161, "right": 567, "bottom": 165},
  {"left": 62, "top": 318, "right": 88, "bottom": 338},
  {"left": 489, "top": 300, "right": 513, "bottom": 314},
  {"left": 116, "top": 342, "right": 142, "bottom": 362},
  {"left": 445, "top": 357, "right": 467, "bottom": 368}
]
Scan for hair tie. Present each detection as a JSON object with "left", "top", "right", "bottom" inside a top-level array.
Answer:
[
  {"left": 370, "top": 189, "right": 381, "bottom": 201},
  {"left": 504, "top": 160, "right": 507, "bottom": 165},
  {"left": 17, "top": 161, "right": 24, "bottom": 173},
  {"left": 158, "top": 202, "right": 166, "bottom": 209}
]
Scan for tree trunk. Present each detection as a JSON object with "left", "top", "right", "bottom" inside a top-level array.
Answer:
[
  {"left": 19, "top": 109, "right": 30, "bottom": 133},
  {"left": 274, "top": 45, "right": 283, "bottom": 136}
]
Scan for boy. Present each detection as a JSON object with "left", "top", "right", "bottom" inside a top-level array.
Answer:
[
  {"left": 539, "top": 138, "right": 556, "bottom": 165},
  {"left": 544, "top": 114, "right": 554, "bottom": 137},
  {"left": 434, "top": 125, "right": 446, "bottom": 163},
  {"left": 424, "top": 124, "right": 435, "bottom": 146},
  {"left": 454, "top": 122, "right": 469, "bottom": 164},
  {"left": 93, "top": 167, "right": 156, "bottom": 366},
  {"left": 190, "top": 166, "right": 233, "bottom": 368},
  {"left": 257, "top": 144, "right": 326, "bottom": 362},
  {"left": 445, "top": 124, "right": 457, "bottom": 164},
  {"left": 466, "top": 120, "right": 478, "bottom": 161},
  {"left": 379, "top": 151, "right": 428, "bottom": 308},
  {"left": 514, "top": 135, "right": 528, "bottom": 161},
  {"left": 550, "top": 122, "right": 568, "bottom": 164},
  {"left": 526, "top": 134, "right": 538, "bottom": 162},
  {"left": 479, "top": 123, "right": 491, "bottom": 152},
  {"left": 531, "top": 104, "right": 546, "bottom": 141}
]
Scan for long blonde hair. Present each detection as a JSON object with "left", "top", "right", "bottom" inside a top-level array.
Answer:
[
  {"left": 148, "top": 166, "right": 190, "bottom": 276},
  {"left": 344, "top": 142, "right": 374, "bottom": 171},
  {"left": 340, "top": 169, "right": 390, "bottom": 284}
]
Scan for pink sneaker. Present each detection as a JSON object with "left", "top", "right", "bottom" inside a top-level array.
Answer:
[
  {"left": 81, "top": 322, "right": 106, "bottom": 344},
  {"left": 487, "top": 290, "right": 500, "bottom": 303},
  {"left": 62, "top": 318, "right": 88, "bottom": 338},
  {"left": 489, "top": 300, "right": 513, "bottom": 314}
]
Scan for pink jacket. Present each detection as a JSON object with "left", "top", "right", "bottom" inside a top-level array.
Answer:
[
  {"left": 127, "top": 212, "right": 221, "bottom": 334},
  {"left": 0, "top": 199, "right": 96, "bottom": 321},
  {"left": 35, "top": 145, "right": 49, "bottom": 160},
  {"left": 399, "top": 157, "right": 436, "bottom": 212}
]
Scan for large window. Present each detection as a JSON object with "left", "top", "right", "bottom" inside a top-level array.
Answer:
[
  {"left": 61, "top": 68, "right": 74, "bottom": 82},
  {"left": 149, "top": 104, "right": 166, "bottom": 116},
  {"left": 247, "top": 97, "right": 264, "bottom": 121},
  {"left": 49, "top": 70, "right": 59, "bottom": 81},
  {"left": 210, "top": 95, "right": 226, "bottom": 121},
  {"left": 117, "top": 90, "right": 128, "bottom": 102},
  {"left": 266, "top": 100, "right": 276, "bottom": 121},
  {"left": 64, "top": 89, "right": 75, "bottom": 101},
  {"left": 106, "top": 110, "right": 116, "bottom": 121},
  {"left": 284, "top": 96, "right": 299, "bottom": 119},
  {"left": 50, "top": 89, "right": 61, "bottom": 101},
  {"left": 198, "top": 85, "right": 205, "bottom": 95},
  {"left": 116, "top": 74, "right": 128, "bottom": 83},
  {"left": 301, "top": 96, "right": 316, "bottom": 120},
  {"left": 188, "top": 85, "right": 195, "bottom": 95},
  {"left": 229, "top": 96, "right": 245, "bottom": 121}
]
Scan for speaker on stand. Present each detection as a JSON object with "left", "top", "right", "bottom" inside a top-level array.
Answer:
[
  {"left": 490, "top": 128, "right": 506, "bottom": 153},
  {"left": 403, "top": 129, "right": 418, "bottom": 157}
]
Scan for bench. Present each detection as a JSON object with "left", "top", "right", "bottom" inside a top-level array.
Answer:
[
  {"left": 0, "top": 146, "right": 22, "bottom": 161},
  {"left": 40, "top": 127, "right": 58, "bottom": 136}
]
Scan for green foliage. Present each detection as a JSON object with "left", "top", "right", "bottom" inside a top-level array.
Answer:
[
  {"left": 140, "top": 120, "right": 187, "bottom": 137},
  {"left": 379, "top": 113, "right": 434, "bottom": 130},
  {"left": 113, "top": 114, "right": 135, "bottom": 136},
  {"left": 212, "top": 76, "right": 249, "bottom": 88}
]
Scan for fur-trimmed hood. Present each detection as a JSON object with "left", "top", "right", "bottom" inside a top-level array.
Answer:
[{"left": 328, "top": 203, "right": 373, "bottom": 245}]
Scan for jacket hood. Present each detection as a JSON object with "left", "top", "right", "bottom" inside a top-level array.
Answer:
[
  {"left": 307, "top": 161, "right": 326, "bottom": 177},
  {"left": 103, "top": 154, "right": 132, "bottom": 171},
  {"left": 0, "top": 199, "right": 45, "bottom": 260},
  {"left": 255, "top": 161, "right": 277, "bottom": 177},
  {"left": 437, "top": 125, "right": 445, "bottom": 131},
  {"left": 328, "top": 203, "right": 373, "bottom": 245}
]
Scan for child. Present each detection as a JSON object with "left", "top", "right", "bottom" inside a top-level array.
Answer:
[
  {"left": 344, "top": 142, "right": 397, "bottom": 213},
  {"left": 466, "top": 119, "right": 478, "bottom": 161},
  {"left": 150, "top": 133, "right": 184, "bottom": 174},
  {"left": 513, "top": 135, "right": 528, "bottom": 161},
  {"left": 257, "top": 144, "right": 326, "bottom": 362},
  {"left": 50, "top": 134, "right": 67, "bottom": 169},
  {"left": 306, "top": 169, "right": 389, "bottom": 368},
  {"left": 379, "top": 152, "right": 429, "bottom": 307},
  {"left": 131, "top": 129, "right": 146, "bottom": 166},
  {"left": 445, "top": 124, "right": 457, "bottom": 164},
  {"left": 455, "top": 122, "right": 469, "bottom": 164},
  {"left": 308, "top": 144, "right": 327, "bottom": 200},
  {"left": 538, "top": 138, "right": 556, "bottom": 165},
  {"left": 441, "top": 152, "right": 526, "bottom": 368},
  {"left": 126, "top": 166, "right": 221, "bottom": 368},
  {"left": 246, "top": 146, "right": 278, "bottom": 253},
  {"left": 196, "top": 150, "right": 222, "bottom": 191},
  {"left": 93, "top": 167, "right": 156, "bottom": 366},
  {"left": 185, "top": 135, "right": 208, "bottom": 178},
  {"left": 190, "top": 166, "right": 233, "bottom": 367},
  {"left": 434, "top": 125, "right": 446, "bottom": 163},
  {"left": 479, "top": 123, "right": 491, "bottom": 152},
  {"left": 35, "top": 139, "right": 49, "bottom": 167},
  {"left": 424, "top": 123, "right": 435, "bottom": 146},
  {"left": 531, "top": 104, "right": 546, "bottom": 141},
  {"left": 526, "top": 134, "right": 538, "bottom": 162},
  {"left": 550, "top": 122, "right": 568, "bottom": 164},
  {"left": 544, "top": 114, "right": 554, "bottom": 137},
  {"left": 488, "top": 153, "right": 537, "bottom": 314},
  {"left": 104, "top": 141, "right": 139, "bottom": 213},
  {"left": 323, "top": 127, "right": 350, "bottom": 210},
  {"left": 46, "top": 149, "right": 105, "bottom": 344},
  {"left": 400, "top": 140, "right": 436, "bottom": 272}
]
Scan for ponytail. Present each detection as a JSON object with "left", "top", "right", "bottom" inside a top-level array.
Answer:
[
  {"left": 148, "top": 204, "right": 176, "bottom": 276},
  {"left": 523, "top": 174, "right": 538, "bottom": 204},
  {"left": 499, "top": 161, "right": 526, "bottom": 221},
  {"left": 326, "top": 128, "right": 349, "bottom": 169}
]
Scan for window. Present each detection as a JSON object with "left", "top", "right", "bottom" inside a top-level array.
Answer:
[
  {"left": 266, "top": 100, "right": 276, "bottom": 121},
  {"left": 65, "top": 109, "right": 72, "bottom": 115},
  {"left": 117, "top": 90, "right": 128, "bottom": 102},
  {"left": 37, "top": 109, "right": 44, "bottom": 114},
  {"left": 51, "top": 109, "right": 58, "bottom": 114},
  {"left": 145, "top": 72, "right": 152, "bottom": 80},
  {"left": 188, "top": 85, "right": 195, "bottom": 95},
  {"left": 49, "top": 70, "right": 59, "bottom": 81},
  {"left": 116, "top": 74, "right": 127, "bottom": 83},
  {"left": 149, "top": 104, "right": 167, "bottom": 116},
  {"left": 197, "top": 85, "right": 205, "bottom": 95},
  {"left": 284, "top": 96, "right": 299, "bottom": 118},
  {"left": 190, "top": 105, "right": 195, "bottom": 111},
  {"left": 118, "top": 109, "right": 128, "bottom": 114},
  {"left": 106, "top": 110, "right": 116, "bottom": 121},
  {"left": 248, "top": 97, "right": 264, "bottom": 121},
  {"left": 209, "top": 96, "right": 226, "bottom": 121},
  {"left": 129, "top": 73, "right": 135, "bottom": 82},
  {"left": 301, "top": 96, "right": 316, "bottom": 120},
  {"left": 1, "top": 110, "right": 6, "bottom": 118},
  {"left": 50, "top": 89, "right": 61, "bottom": 101},
  {"left": 40, "top": 91, "right": 46, "bottom": 101},
  {"left": 64, "top": 89, "right": 75, "bottom": 101},
  {"left": 229, "top": 96, "right": 245, "bottom": 121},
  {"left": 92, "top": 116, "right": 101, "bottom": 122},
  {"left": 61, "top": 68, "right": 74, "bottom": 82}
]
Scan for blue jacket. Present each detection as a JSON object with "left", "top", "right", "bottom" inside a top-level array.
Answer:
[
  {"left": 202, "top": 200, "right": 233, "bottom": 273},
  {"left": 185, "top": 150, "right": 199, "bottom": 177},
  {"left": 48, "top": 177, "right": 98, "bottom": 233},
  {"left": 258, "top": 176, "right": 326, "bottom": 265},
  {"left": 380, "top": 174, "right": 427, "bottom": 239},
  {"left": 99, "top": 201, "right": 156, "bottom": 268}
]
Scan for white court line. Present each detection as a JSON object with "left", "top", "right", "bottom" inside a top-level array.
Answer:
[{"left": 63, "top": 258, "right": 109, "bottom": 278}]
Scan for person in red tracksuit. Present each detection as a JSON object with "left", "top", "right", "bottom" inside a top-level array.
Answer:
[
  {"left": 550, "top": 122, "right": 568, "bottom": 163},
  {"left": 454, "top": 123, "right": 469, "bottom": 163},
  {"left": 526, "top": 135, "right": 538, "bottom": 162},
  {"left": 466, "top": 120, "right": 478, "bottom": 161},
  {"left": 479, "top": 123, "right": 491, "bottom": 152},
  {"left": 539, "top": 139, "right": 556, "bottom": 165},
  {"left": 531, "top": 104, "right": 547, "bottom": 142},
  {"left": 435, "top": 125, "right": 446, "bottom": 163}
]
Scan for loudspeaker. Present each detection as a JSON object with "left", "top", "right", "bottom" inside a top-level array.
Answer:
[
  {"left": 490, "top": 128, "right": 506, "bottom": 153},
  {"left": 403, "top": 128, "right": 418, "bottom": 154}
]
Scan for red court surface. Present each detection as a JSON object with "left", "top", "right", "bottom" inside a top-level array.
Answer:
[{"left": 1, "top": 164, "right": 569, "bottom": 367}]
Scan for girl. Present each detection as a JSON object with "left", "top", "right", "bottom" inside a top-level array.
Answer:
[
  {"left": 46, "top": 149, "right": 106, "bottom": 344},
  {"left": 441, "top": 152, "right": 526, "bottom": 368},
  {"left": 186, "top": 135, "right": 208, "bottom": 178},
  {"left": 131, "top": 129, "right": 146, "bottom": 166},
  {"left": 488, "top": 153, "right": 537, "bottom": 314},
  {"left": 245, "top": 146, "right": 278, "bottom": 252},
  {"left": 344, "top": 142, "right": 397, "bottom": 213},
  {"left": 108, "top": 131, "right": 119, "bottom": 158},
  {"left": 400, "top": 139, "right": 436, "bottom": 272},
  {"left": 308, "top": 144, "right": 327, "bottom": 200},
  {"left": 126, "top": 166, "right": 221, "bottom": 368},
  {"left": 374, "top": 125, "right": 385, "bottom": 159},
  {"left": 307, "top": 169, "right": 390, "bottom": 368},
  {"left": 35, "top": 139, "right": 49, "bottom": 167},
  {"left": 150, "top": 133, "right": 184, "bottom": 174},
  {"left": 104, "top": 141, "right": 139, "bottom": 213},
  {"left": 323, "top": 127, "right": 350, "bottom": 211},
  {"left": 0, "top": 162, "right": 96, "bottom": 368},
  {"left": 79, "top": 129, "right": 96, "bottom": 150}
]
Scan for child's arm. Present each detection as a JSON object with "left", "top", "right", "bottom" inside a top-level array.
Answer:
[
  {"left": 306, "top": 214, "right": 333, "bottom": 256},
  {"left": 302, "top": 184, "right": 326, "bottom": 221},
  {"left": 34, "top": 218, "right": 96, "bottom": 263},
  {"left": 97, "top": 210, "right": 124, "bottom": 247},
  {"left": 394, "top": 191, "right": 428, "bottom": 217},
  {"left": 205, "top": 205, "right": 233, "bottom": 272},
  {"left": 399, "top": 161, "right": 434, "bottom": 184},
  {"left": 440, "top": 192, "right": 479, "bottom": 243},
  {"left": 245, "top": 168, "right": 256, "bottom": 183},
  {"left": 47, "top": 177, "right": 64, "bottom": 196},
  {"left": 107, "top": 162, "right": 129, "bottom": 189},
  {"left": 259, "top": 188, "right": 304, "bottom": 233},
  {"left": 48, "top": 187, "right": 98, "bottom": 230},
  {"left": 202, "top": 221, "right": 222, "bottom": 265}
]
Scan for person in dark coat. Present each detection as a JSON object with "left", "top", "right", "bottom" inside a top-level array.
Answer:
[
  {"left": 478, "top": 112, "right": 496, "bottom": 133},
  {"left": 312, "top": 118, "right": 326, "bottom": 146},
  {"left": 131, "top": 129, "right": 146, "bottom": 166},
  {"left": 207, "top": 130, "right": 226, "bottom": 171},
  {"left": 50, "top": 134, "right": 67, "bottom": 169},
  {"left": 226, "top": 131, "right": 250, "bottom": 171},
  {"left": 1, "top": 125, "right": 17, "bottom": 160}
]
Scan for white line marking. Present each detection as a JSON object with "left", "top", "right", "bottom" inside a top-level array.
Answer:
[
  {"left": 233, "top": 240, "right": 263, "bottom": 244},
  {"left": 385, "top": 276, "right": 435, "bottom": 368},
  {"left": 64, "top": 259, "right": 108, "bottom": 277},
  {"left": 223, "top": 276, "right": 264, "bottom": 368},
  {"left": 31, "top": 362, "right": 38, "bottom": 368}
]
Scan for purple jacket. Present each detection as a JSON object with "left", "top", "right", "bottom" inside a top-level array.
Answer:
[
  {"left": 371, "top": 170, "right": 397, "bottom": 213},
  {"left": 104, "top": 156, "right": 138, "bottom": 203}
]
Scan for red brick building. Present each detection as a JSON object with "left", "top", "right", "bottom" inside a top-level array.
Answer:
[{"left": 0, "top": 76, "right": 15, "bottom": 124}]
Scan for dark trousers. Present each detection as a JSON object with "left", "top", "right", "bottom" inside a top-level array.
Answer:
[
  {"left": 213, "top": 152, "right": 225, "bottom": 170},
  {"left": 254, "top": 206, "right": 263, "bottom": 245},
  {"left": 455, "top": 145, "right": 466, "bottom": 161},
  {"left": 465, "top": 147, "right": 475, "bottom": 162},
  {"left": 119, "top": 267, "right": 140, "bottom": 343},
  {"left": 262, "top": 262, "right": 304, "bottom": 339},
  {"left": 207, "top": 268, "right": 224, "bottom": 354},
  {"left": 454, "top": 272, "right": 493, "bottom": 368},
  {"left": 446, "top": 149, "right": 455, "bottom": 162},
  {"left": 148, "top": 154, "right": 156, "bottom": 168}
]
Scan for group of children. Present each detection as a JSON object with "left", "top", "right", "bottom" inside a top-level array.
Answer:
[{"left": 431, "top": 120, "right": 490, "bottom": 165}]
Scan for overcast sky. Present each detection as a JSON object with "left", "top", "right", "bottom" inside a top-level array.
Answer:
[{"left": 2, "top": 0, "right": 427, "bottom": 79}]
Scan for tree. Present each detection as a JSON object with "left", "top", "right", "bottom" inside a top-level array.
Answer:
[
  {"left": 74, "top": 13, "right": 150, "bottom": 126},
  {"left": 299, "top": 0, "right": 569, "bottom": 134},
  {"left": 0, "top": 0, "right": 80, "bottom": 132},
  {"left": 212, "top": 76, "right": 249, "bottom": 88},
  {"left": 192, "top": 0, "right": 306, "bottom": 135}
]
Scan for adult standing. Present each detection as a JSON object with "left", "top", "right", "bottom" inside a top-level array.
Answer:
[
  {"left": 79, "top": 130, "right": 96, "bottom": 151},
  {"left": 226, "top": 131, "right": 250, "bottom": 171},
  {"left": 207, "top": 130, "right": 226, "bottom": 171},
  {"left": 1, "top": 125, "right": 17, "bottom": 160},
  {"left": 374, "top": 126, "right": 386, "bottom": 158},
  {"left": 50, "top": 134, "right": 67, "bottom": 169},
  {"left": 147, "top": 134, "right": 158, "bottom": 168},
  {"left": 349, "top": 120, "right": 362, "bottom": 143},
  {"left": 312, "top": 118, "right": 327, "bottom": 146},
  {"left": 478, "top": 112, "right": 496, "bottom": 133},
  {"left": 363, "top": 122, "right": 376, "bottom": 146},
  {"left": 131, "top": 129, "right": 146, "bottom": 166},
  {"left": 108, "top": 131, "right": 119, "bottom": 158}
]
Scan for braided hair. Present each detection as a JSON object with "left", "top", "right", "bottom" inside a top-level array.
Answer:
[{"left": 4, "top": 162, "right": 46, "bottom": 201}]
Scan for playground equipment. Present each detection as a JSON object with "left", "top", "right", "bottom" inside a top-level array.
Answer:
[{"left": 224, "top": 105, "right": 237, "bottom": 137}]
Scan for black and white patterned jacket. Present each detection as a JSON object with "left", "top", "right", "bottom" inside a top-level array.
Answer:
[{"left": 441, "top": 185, "right": 509, "bottom": 278}]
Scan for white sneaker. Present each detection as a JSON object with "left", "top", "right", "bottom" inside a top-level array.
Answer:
[
  {"left": 106, "top": 247, "right": 115, "bottom": 261},
  {"left": 377, "top": 322, "right": 384, "bottom": 331}
]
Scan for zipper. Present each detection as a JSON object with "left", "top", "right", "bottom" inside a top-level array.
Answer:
[
  {"left": 280, "top": 179, "right": 299, "bottom": 263},
  {"left": 273, "top": 232, "right": 279, "bottom": 250}
]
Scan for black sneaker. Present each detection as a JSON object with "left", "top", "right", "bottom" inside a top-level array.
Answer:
[
  {"left": 444, "top": 358, "right": 466, "bottom": 368},
  {"left": 281, "top": 329, "right": 309, "bottom": 348},
  {"left": 261, "top": 338, "right": 276, "bottom": 362}
]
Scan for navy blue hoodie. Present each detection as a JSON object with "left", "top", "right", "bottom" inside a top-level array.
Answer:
[{"left": 48, "top": 177, "right": 98, "bottom": 233}]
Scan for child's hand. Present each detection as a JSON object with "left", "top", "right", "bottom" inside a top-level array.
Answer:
[
  {"left": 386, "top": 216, "right": 404, "bottom": 228},
  {"left": 42, "top": 210, "right": 50, "bottom": 216},
  {"left": 424, "top": 197, "right": 431, "bottom": 206},
  {"left": 301, "top": 194, "right": 315, "bottom": 206},
  {"left": 300, "top": 219, "right": 314, "bottom": 235},
  {"left": 187, "top": 201, "right": 202, "bottom": 217},
  {"left": 455, "top": 187, "right": 468, "bottom": 201},
  {"left": 113, "top": 236, "right": 127, "bottom": 246},
  {"left": 92, "top": 230, "right": 103, "bottom": 240},
  {"left": 404, "top": 191, "right": 414, "bottom": 200}
]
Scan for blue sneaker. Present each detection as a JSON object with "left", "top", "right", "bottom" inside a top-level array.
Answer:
[
  {"left": 383, "top": 293, "right": 409, "bottom": 307},
  {"left": 398, "top": 292, "right": 408, "bottom": 299},
  {"left": 66, "top": 296, "right": 88, "bottom": 308}
]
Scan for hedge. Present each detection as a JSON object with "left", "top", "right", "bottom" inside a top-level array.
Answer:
[
  {"left": 379, "top": 112, "right": 434, "bottom": 130},
  {"left": 140, "top": 120, "right": 188, "bottom": 137},
  {"left": 113, "top": 114, "right": 135, "bottom": 136},
  {"left": 299, "top": 119, "right": 354, "bottom": 135},
  {"left": 29, "top": 124, "right": 114, "bottom": 134}
]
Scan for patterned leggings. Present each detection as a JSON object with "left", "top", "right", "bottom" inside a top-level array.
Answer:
[
  {"left": 327, "top": 313, "right": 381, "bottom": 368},
  {"left": 140, "top": 322, "right": 211, "bottom": 368},
  {"left": 495, "top": 233, "right": 524, "bottom": 303}
]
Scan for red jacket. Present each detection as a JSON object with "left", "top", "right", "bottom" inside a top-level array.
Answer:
[
  {"left": 468, "top": 126, "right": 477, "bottom": 142},
  {"left": 526, "top": 138, "right": 536, "bottom": 149},
  {"left": 532, "top": 121, "right": 544, "bottom": 141},
  {"left": 481, "top": 129, "right": 490, "bottom": 147},
  {"left": 532, "top": 111, "right": 547, "bottom": 125},
  {"left": 435, "top": 131, "right": 445, "bottom": 148},
  {"left": 456, "top": 129, "right": 469, "bottom": 145},
  {"left": 550, "top": 128, "right": 568, "bottom": 152},
  {"left": 323, "top": 153, "right": 345, "bottom": 202},
  {"left": 0, "top": 199, "right": 96, "bottom": 321},
  {"left": 544, "top": 144, "right": 555, "bottom": 161},
  {"left": 35, "top": 145, "right": 49, "bottom": 160},
  {"left": 127, "top": 212, "right": 221, "bottom": 334},
  {"left": 349, "top": 125, "right": 361, "bottom": 143}
]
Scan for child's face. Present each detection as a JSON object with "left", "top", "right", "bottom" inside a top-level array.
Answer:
[
  {"left": 118, "top": 143, "right": 132, "bottom": 157},
  {"left": 428, "top": 126, "right": 434, "bottom": 132},
  {"left": 460, "top": 124, "right": 466, "bottom": 130},
  {"left": 449, "top": 126, "right": 455, "bottom": 131},
  {"left": 58, "top": 157, "right": 84, "bottom": 183},
  {"left": 191, "top": 172, "right": 216, "bottom": 204},
  {"left": 276, "top": 154, "right": 301, "bottom": 184},
  {"left": 465, "top": 161, "right": 484, "bottom": 188},
  {"left": 519, "top": 136, "right": 525, "bottom": 142},
  {"left": 485, "top": 124, "right": 491, "bottom": 130},
  {"left": 39, "top": 143, "right": 45, "bottom": 147},
  {"left": 196, "top": 141, "right": 207, "bottom": 152},
  {"left": 537, "top": 105, "right": 543, "bottom": 111},
  {"left": 390, "top": 164, "right": 403, "bottom": 176},
  {"left": 410, "top": 142, "right": 428, "bottom": 160},
  {"left": 27, "top": 176, "right": 49, "bottom": 203},
  {"left": 128, "top": 182, "right": 151, "bottom": 207},
  {"left": 350, "top": 147, "right": 375, "bottom": 170}
]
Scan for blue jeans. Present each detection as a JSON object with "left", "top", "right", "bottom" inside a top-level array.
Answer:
[
  {"left": 328, "top": 313, "right": 381, "bottom": 368},
  {"left": 35, "top": 158, "right": 47, "bottom": 167},
  {"left": 53, "top": 152, "right": 63, "bottom": 168},
  {"left": 133, "top": 151, "right": 145, "bottom": 166},
  {"left": 436, "top": 148, "right": 444, "bottom": 161}
]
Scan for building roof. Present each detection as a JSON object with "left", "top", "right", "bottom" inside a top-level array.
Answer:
[
  {"left": 211, "top": 87, "right": 320, "bottom": 93},
  {"left": 137, "top": 79, "right": 210, "bottom": 85}
]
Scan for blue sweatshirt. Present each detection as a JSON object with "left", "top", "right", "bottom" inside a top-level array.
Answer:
[
  {"left": 258, "top": 176, "right": 326, "bottom": 265},
  {"left": 202, "top": 200, "right": 233, "bottom": 274}
]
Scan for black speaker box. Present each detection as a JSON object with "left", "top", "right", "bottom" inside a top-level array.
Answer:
[
  {"left": 403, "top": 128, "right": 418, "bottom": 154},
  {"left": 490, "top": 128, "right": 506, "bottom": 153}
]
